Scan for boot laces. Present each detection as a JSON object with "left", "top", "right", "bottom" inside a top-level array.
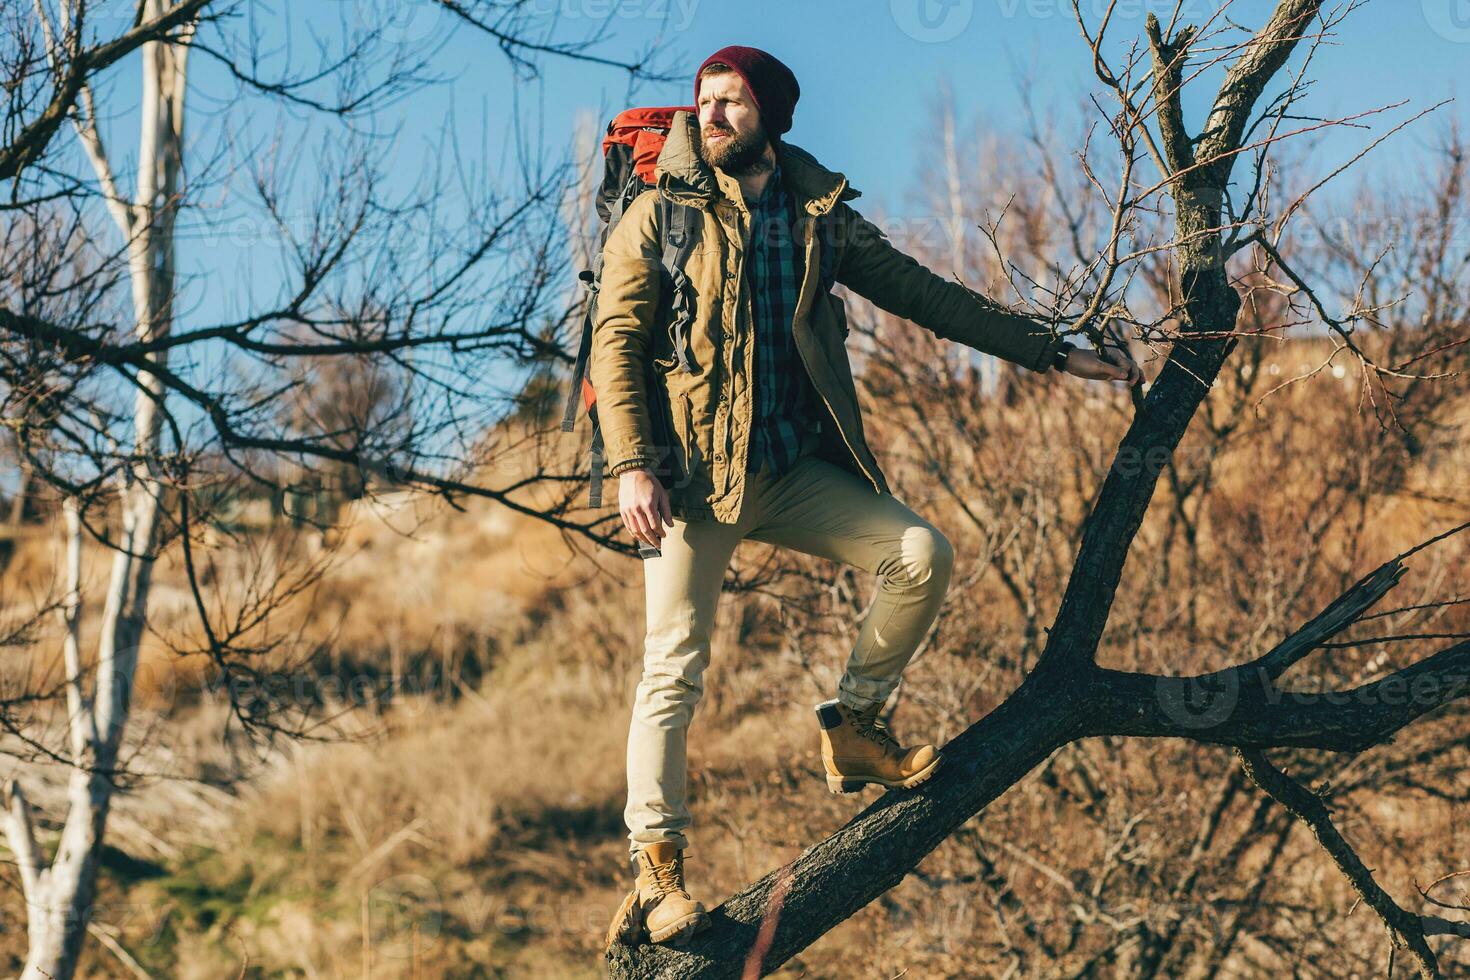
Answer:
[
  {"left": 851, "top": 708, "right": 899, "bottom": 750},
  {"left": 647, "top": 854, "right": 687, "bottom": 899}
]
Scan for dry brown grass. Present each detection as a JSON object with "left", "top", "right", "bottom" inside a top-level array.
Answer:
[{"left": 0, "top": 334, "right": 1456, "bottom": 977}]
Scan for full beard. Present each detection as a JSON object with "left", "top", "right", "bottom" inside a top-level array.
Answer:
[{"left": 697, "top": 122, "right": 771, "bottom": 175}]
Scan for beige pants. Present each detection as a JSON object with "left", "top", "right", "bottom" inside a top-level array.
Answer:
[{"left": 624, "top": 441, "right": 954, "bottom": 855}]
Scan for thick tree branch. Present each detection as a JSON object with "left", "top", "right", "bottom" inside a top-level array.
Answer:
[{"left": 609, "top": 542, "right": 1469, "bottom": 976}]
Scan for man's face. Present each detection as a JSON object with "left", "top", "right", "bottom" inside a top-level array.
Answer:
[{"left": 696, "top": 71, "right": 770, "bottom": 174}]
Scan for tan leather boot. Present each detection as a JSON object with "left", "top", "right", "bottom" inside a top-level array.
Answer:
[
  {"left": 816, "top": 698, "right": 943, "bottom": 793},
  {"left": 604, "top": 842, "right": 709, "bottom": 949}
]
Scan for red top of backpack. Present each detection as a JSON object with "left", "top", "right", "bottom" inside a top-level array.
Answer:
[{"left": 602, "top": 105, "right": 696, "bottom": 184}]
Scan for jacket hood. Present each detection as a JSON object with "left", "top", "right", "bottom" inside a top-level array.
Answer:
[{"left": 655, "top": 110, "right": 860, "bottom": 215}]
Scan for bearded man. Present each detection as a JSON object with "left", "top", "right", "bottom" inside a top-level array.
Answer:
[{"left": 594, "top": 45, "right": 1141, "bottom": 948}]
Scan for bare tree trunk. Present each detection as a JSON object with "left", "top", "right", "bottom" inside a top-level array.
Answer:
[{"left": 1, "top": 4, "right": 190, "bottom": 976}]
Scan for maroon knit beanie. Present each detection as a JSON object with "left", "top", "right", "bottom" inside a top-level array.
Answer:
[{"left": 694, "top": 45, "right": 800, "bottom": 136}]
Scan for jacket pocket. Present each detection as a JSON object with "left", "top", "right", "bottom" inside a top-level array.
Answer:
[
  {"left": 671, "top": 391, "right": 702, "bottom": 490},
  {"left": 639, "top": 360, "right": 680, "bottom": 484}
]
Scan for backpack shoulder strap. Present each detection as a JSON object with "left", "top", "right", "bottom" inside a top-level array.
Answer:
[
  {"left": 657, "top": 195, "right": 699, "bottom": 274},
  {"left": 655, "top": 195, "right": 700, "bottom": 373}
]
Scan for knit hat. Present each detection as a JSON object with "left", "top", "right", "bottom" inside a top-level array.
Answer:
[{"left": 694, "top": 45, "right": 800, "bottom": 136}]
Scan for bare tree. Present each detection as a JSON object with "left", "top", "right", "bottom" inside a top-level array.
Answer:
[
  {"left": 608, "top": 3, "right": 1470, "bottom": 977},
  {"left": 1, "top": 4, "right": 194, "bottom": 972},
  {"left": 0, "top": 2, "right": 675, "bottom": 976}
]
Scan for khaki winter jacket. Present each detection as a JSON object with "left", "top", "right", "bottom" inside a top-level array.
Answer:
[{"left": 588, "top": 110, "right": 1065, "bottom": 522}]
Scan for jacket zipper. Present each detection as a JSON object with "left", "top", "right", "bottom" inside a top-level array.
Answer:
[{"left": 789, "top": 211, "right": 882, "bottom": 493}]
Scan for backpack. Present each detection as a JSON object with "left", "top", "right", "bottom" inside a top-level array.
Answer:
[{"left": 561, "top": 105, "right": 703, "bottom": 509}]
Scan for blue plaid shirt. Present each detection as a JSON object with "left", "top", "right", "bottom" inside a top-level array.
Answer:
[{"left": 744, "top": 164, "right": 820, "bottom": 475}]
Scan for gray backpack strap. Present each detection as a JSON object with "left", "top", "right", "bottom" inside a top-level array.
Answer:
[
  {"left": 657, "top": 196, "right": 700, "bottom": 373},
  {"left": 564, "top": 172, "right": 644, "bottom": 436},
  {"left": 608, "top": 171, "right": 640, "bottom": 230}
]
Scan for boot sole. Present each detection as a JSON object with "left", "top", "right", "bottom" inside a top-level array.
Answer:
[
  {"left": 648, "top": 909, "right": 709, "bottom": 946},
  {"left": 826, "top": 752, "right": 943, "bottom": 794}
]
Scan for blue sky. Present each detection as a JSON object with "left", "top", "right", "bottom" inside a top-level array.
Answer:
[
  {"left": 538, "top": 0, "right": 1467, "bottom": 210},
  {"left": 80, "top": 0, "right": 1469, "bottom": 355}
]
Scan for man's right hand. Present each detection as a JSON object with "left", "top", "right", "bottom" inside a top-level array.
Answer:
[{"left": 619, "top": 468, "right": 673, "bottom": 549}]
